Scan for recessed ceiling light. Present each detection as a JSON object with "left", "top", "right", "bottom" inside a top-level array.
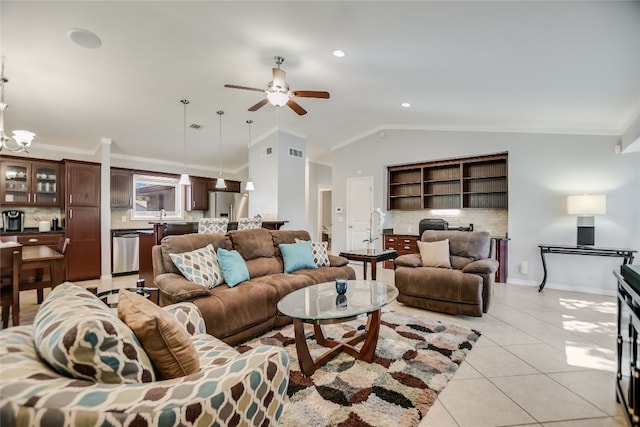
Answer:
[
  {"left": 401, "top": 102, "right": 411, "bottom": 108},
  {"left": 68, "top": 28, "right": 102, "bottom": 49},
  {"left": 332, "top": 49, "right": 346, "bottom": 58}
]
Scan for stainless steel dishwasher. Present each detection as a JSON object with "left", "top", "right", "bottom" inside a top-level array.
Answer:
[{"left": 112, "top": 231, "right": 140, "bottom": 275}]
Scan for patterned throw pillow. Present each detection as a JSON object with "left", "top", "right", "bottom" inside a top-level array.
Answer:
[
  {"left": 295, "top": 238, "right": 330, "bottom": 267},
  {"left": 198, "top": 218, "right": 229, "bottom": 234},
  {"left": 33, "top": 282, "right": 156, "bottom": 384},
  {"left": 237, "top": 217, "right": 263, "bottom": 230},
  {"left": 169, "top": 244, "right": 224, "bottom": 288}
]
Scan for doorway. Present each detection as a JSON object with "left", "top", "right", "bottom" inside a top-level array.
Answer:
[{"left": 317, "top": 186, "right": 332, "bottom": 250}]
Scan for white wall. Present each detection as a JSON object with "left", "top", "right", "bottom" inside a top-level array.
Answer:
[
  {"left": 249, "top": 132, "right": 279, "bottom": 218},
  {"left": 277, "top": 132, "right": 306, "bottom": 230},
  {"left": 332, "top": 129, "right": 640, "bottom": 295}
]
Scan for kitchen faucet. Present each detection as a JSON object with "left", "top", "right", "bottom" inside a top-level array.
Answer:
[{"left": 160, "top": 209, "right": 166, "bottom": 223}]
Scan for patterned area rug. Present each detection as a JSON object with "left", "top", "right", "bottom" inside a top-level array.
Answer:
[{"left": 238, "top": 310, "right": 481, "bottom": 427}]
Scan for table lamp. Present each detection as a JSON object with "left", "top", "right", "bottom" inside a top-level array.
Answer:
[{"left": 567, "top": 194, "right": 606, "bottom": 246}]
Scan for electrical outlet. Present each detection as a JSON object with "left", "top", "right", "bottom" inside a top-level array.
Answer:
[
  {"left": 519, "top": 261, "right": 528, "bottom": 274},
  {"left": 121, "top": 215, "right": 127, "bottom": 223}
]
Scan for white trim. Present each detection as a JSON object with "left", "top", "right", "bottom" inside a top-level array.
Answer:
[{"left": 507, "top": 278, "right": 616, "bottom": 297}]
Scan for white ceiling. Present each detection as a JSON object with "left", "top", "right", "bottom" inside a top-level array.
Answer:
[{"left": 1, "top": 1, "right": 639, "bottom": 173}]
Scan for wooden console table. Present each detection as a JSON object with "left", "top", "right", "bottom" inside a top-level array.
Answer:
[
  {"left": 339, "top": 249, "right": 398, "bottom": 280},
  {"left": 538, "top": 244, "right": 636, "bottom": 292}
]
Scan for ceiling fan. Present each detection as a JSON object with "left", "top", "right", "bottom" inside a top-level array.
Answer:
[{"left": 224, "top": 56, "right": 330, "bottom": 116}]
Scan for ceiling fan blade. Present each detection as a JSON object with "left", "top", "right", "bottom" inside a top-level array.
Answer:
[
  {"left": 224, "top": 84, "right": 265, "bottom": 93},
  {"left": 291, "top": 90, "right": 330, "bottom": 99},
  {"left": 287, "top": 99, "right": 307, "bottom": 116},
  {"left": 248, "top": 98, "right": 270, "bottom": 112}
]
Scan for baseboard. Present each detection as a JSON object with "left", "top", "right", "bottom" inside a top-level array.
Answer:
[{"left": 506, "top": 278, "right": 615, "bottom": 297}]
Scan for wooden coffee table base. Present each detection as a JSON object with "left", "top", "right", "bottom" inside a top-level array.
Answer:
[{"left": 293, "top": 309, "right": 381, "bottom": 377}]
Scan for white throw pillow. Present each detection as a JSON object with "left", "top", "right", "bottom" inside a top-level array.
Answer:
[
  {"left": 169, "top": 244, "right": 224, "bottom": 288},
  {"left": 417, "top": 239, "right": 452, "bottom": 269}
]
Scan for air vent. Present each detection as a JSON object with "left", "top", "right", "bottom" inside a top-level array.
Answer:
[
  {"left": 288, "top": 148, "right": 303, "bottom": 158},
  {"left": 261, "top": 146, "right": 273, "bottom": 157},
  {"left": 189, "top": 123, "right": 202, "bottom": 129}
]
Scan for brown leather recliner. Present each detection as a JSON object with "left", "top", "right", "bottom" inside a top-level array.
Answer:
[{"left": 394, "top": 230, "right": 499, "bottom": 317}]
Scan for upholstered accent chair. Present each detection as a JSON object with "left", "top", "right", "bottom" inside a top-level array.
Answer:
[
  {"left": 198, "top": 217, "right": 229, "bottom": 234},
  {"left": 394, "top": 230, "right": 499, "bottom": 317},
  {"left": 0, "top": 282, "right": 290, "bottom": 426}
]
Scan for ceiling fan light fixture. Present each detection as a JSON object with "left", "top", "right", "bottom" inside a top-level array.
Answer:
[{"left": 267, "top": 91, "right": 289, "bottom": 107}]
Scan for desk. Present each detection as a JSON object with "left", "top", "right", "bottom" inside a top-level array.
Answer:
[
  {"left": 538, "top": 244, "right": 636, "bottom": 292},
  {"left": 338, "top": 249, "right": 398, "bottom": 280}
]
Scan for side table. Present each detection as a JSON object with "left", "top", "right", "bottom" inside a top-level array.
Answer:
[{"left": 339, "top": 249, "right": 398, "bottom": 280}]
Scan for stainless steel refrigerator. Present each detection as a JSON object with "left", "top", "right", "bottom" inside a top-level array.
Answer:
[{"left": 207, "top": 191, "right": 248, "bottom": 220}]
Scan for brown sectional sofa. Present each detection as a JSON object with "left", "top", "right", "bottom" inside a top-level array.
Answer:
[
  {"left": 152, "top": 228, "right": 356, "bottom": 345},
  {"left": 394, "top": 230, "right": 499, "bottom": 317}
]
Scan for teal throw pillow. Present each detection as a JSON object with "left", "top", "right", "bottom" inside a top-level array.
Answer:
[
  {"left": 280, "top": 240, "right": 318, "bottom": 273},
  {"left": 216, "top": 248, "right": 250, "bottom": 287}
]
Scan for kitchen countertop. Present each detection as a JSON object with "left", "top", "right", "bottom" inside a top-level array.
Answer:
[{"left": 2, "top": 228, "right": 64, "bottom": 235}]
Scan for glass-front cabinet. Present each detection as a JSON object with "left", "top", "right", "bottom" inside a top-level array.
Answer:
[{"left": 0, "top": 158, "right": 61, "bottom": 206}]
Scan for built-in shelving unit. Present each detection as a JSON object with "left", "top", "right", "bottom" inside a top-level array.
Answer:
[{"left": 387, "top": 153, "right": 508, "bottom": 210}]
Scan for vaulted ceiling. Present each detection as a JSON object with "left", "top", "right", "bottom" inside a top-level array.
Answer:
[{"left": 2, "top": 1, "right": 639, "bottom": 173}]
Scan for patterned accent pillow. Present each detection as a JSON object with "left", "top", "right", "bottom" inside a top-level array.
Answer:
[
  {"left": 237, "top": 217, "right": 263, "bottom": 230},
  {"left": 169, "top": 244, "right": 224, "bottom": 288},
  {"left": 33, "top": 282, "right": 156, "bottom": 384},
  {"left": 295, "top": 238, "right": 330, "bottom": 267},
  {"left": 198, "top": 218, "right": 229, "bottom": 234}
]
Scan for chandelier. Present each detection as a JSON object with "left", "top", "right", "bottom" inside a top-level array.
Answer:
[{"left": 0, "top": 58, "right": 35, "bottom": 152}]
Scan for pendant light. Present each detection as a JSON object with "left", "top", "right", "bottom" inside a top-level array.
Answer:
[
  {"left": 215, "top": 110, "right": 227, "bottom": 189},
  {"left": 178, "top": 99, "right": 191, "bottom": 186},
  {"left": 245, "top": 119, "right": 255, "bottom": 191}
]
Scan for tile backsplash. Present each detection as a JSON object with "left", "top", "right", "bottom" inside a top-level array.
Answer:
[{"left": 389, "top": 209, "right": 508, "bottom": 238}]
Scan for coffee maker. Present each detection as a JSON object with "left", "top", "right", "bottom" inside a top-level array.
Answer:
[{"left": 2, "top": 210, "right": 25, "bottom": 232}]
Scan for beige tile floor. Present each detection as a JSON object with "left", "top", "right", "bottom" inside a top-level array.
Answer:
[{"left": 7, "top": 266, "right": 627, "bottom": 427}]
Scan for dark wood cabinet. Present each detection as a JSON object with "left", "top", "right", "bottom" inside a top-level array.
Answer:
[
  {"left": 111, "top": 169, "right": 133, "bottom": 208},
  {"left": 138, "top": 231, "right": 155, "bottom": 287},
  {"left": 66, "top": 161, "right": 101, "bottom": 207},
  {"left": 1, "top": 157, "right": 61, "bottom": 207},
  {"left": 383, "top": 234, "right": 418, "bottom": 269},
  {"left": 207, "top": 179, "right": 241, "bottom": 193},
  {"left": 388, "top": 153, "right": 508, "bottom": 210},
  {"left": 64, "top": 160, "right": 101, "bottom": 280},
  {"left": 186, "top": 177, "right": 210, "bottom": 211}
]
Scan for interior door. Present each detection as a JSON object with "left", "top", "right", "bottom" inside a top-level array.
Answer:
[{"left": 346, "top": 176, "right": 373, "bottom": 250}]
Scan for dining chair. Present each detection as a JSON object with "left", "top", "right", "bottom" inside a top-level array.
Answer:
[
  {"left": 21, "top": 236, "right": 70, "bottom": 304},
  {"left": 1, "top": 245, "right": 23, "bottom": 328}
]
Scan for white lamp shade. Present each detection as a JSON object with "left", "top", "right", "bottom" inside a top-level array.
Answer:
[
  {"left": 266, "top": 91, "right": 289, "bottom": 107},
  {"left": 567, "top": 194, "right": 606, "bottom": 215},
  {"left": 215, "top": 177, "right": 227, "bottom": 189},
  {"left": 12, "top": 130, "right": 35, "bottom": 146},
  {"left": 178, "top": 173, "right": 191, "bottom": 186},
  {"left": 245, "top": 181, "right": 255, "bottom": 191}
]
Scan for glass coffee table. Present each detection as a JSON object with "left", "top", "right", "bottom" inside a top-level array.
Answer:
[{"left": 277, "top": 280, "right": 398, "bottom": 376}]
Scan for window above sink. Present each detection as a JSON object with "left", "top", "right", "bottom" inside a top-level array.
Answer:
[{"left": 131, "top": 174, "right": 184, "bottom": 221}]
